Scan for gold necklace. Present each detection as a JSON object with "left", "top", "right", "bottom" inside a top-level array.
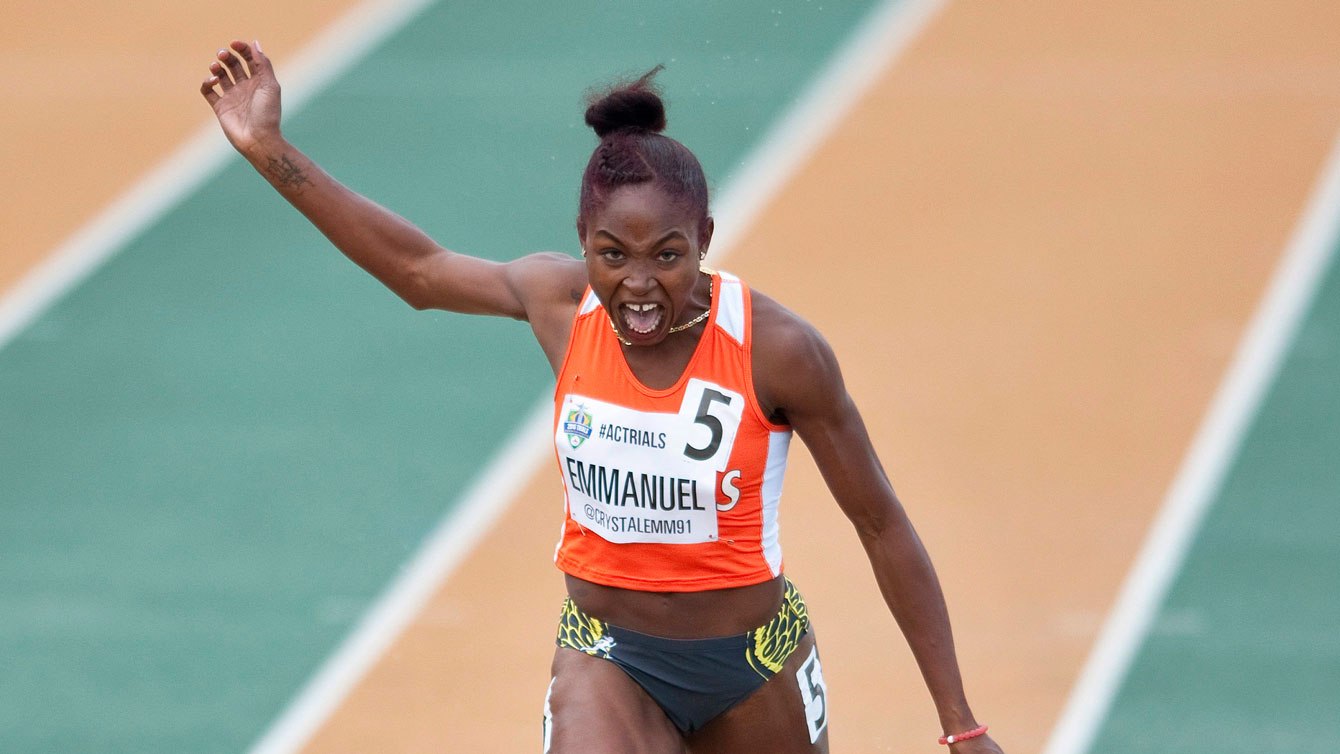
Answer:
[{"left": 608, "top": 272, "right": 713, "bottom": 347}]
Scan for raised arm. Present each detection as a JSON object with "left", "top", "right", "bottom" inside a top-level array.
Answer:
[
  {"left": 198, "top": 41, "right": 585, "bottom": 339},
  {"left": 752, "top": 297, "right": 1003, "bottom": 753}
]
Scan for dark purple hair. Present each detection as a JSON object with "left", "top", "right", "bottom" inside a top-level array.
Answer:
[{"left": 578, "top": 67, "right": 710, "bottom": 235}]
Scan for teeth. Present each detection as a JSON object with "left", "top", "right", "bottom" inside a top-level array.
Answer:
[{"left": 621, "top": 303, "right": 663, "bottom": 334}]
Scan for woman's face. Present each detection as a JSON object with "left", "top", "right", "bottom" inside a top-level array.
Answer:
[{"left": 579, "top": 182, "right": 714, "bottom": 347}]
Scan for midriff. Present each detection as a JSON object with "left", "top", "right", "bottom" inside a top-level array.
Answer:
[{"left": 564, "top": 573, "right": 785, "bottom": 638}]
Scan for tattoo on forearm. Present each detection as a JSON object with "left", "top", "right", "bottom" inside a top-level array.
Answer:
[{"left": 265, "top": 154, "right": 314, "bottom": 193}]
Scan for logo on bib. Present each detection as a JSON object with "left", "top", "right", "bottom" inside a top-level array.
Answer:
[{"left": 563, "top": 405, "right": 594, "bottom": 448}]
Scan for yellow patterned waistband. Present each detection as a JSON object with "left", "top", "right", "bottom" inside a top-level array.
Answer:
[
  {"left": 555, "top": 578, "right": 810, "bottom": 678},
  {"left": 747, "top": 578, "right": 810, "bottom": 677}
]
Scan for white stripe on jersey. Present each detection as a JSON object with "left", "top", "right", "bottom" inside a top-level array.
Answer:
[
  {"left": 715, "top": 271, "right": 746, "bottom": 345},
  {"left": 578, "top": 289, "right": 601, "bottom": 316},
  {"left": 760, "top": 429, "right": 791, "bottom": 575}
]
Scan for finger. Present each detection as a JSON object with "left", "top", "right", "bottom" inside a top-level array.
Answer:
[
  {"left": 228, "top": 40, "right": 258, "bottom": 77},
  {"left": 209, "top": 60, "right": 234, "bottom": 90},
  {"left": 230, "top": 39, "right": 271, "bottom": 80},
  {"left": 217, "top": 47, "right": 248, "bottom": 83},
  {"left": 229, "top": 39, "right": 257, "bottom": 63},
  {"left": 199, "top": 76, "right": 222, "bottom": 105},
  {"left": 210, "top": 50, "right": 236, "bottom": 85}
]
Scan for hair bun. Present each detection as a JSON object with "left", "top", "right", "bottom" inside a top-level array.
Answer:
[{"left": 584, "top": 65, "right": 667, "bottom": 138}]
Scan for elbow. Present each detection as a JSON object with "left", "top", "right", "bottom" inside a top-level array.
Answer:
[
  {"left": 848, "top": 507, "right": 892, "bottom": 542},
  {"left": 397, "top": 261, "right": 439, "bottom": 311},
  {"left": 846, "top": 493, "right": 914, "bottom": 545},
  {"left": 402, "top": 291, "right": 435, "bottom": 311},
  {"left": 397, "top": 285, "right": 434, "bottom": 311}
]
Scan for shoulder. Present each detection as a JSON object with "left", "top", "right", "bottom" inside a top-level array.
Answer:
[
  {"left": 513, "top": 252, "right": 586, "bottom": 294},
  {"left": 509, "top": 252, "right": 588, "bottom": 303},
  {"left": 748, "top": 288, "right": 844, "bottom": 421},
  {"left": 750, "top": 288, "right": 838, "bottom": 374}
]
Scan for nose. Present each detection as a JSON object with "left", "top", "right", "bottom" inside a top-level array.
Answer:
[{"left": 621, "top": 261, "right": 658, "bottom": 296}]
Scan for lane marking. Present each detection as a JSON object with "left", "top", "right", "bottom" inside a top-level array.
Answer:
[
  {"left": 246, "top": 396, "right": 555, "bottom": 754},
  {"left": 241, "top": 1, "right": 950, "bottom": 752},
  {"left": 707, "top": 0, "right": 947, "bottom": 259},
  {"left": 1042, "top": 129, "right": 1340, "bottom": 754},
  {"left": 0, "top": 0, "right": 438, "bottom": 355}
]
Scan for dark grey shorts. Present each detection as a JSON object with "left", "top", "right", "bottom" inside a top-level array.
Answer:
[{"left": 555, "top": 578, "right": 811, "bottom": 733}]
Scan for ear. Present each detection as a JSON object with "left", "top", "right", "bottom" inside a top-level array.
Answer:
[{"left": 698, "top": 216, "right": 715, "bottom": 256}]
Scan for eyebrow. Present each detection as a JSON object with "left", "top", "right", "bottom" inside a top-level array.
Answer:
[{"left": 593, "top": 228, "right": 690, "bottom": 246}]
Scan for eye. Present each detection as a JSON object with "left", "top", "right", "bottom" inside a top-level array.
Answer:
[
  {"left": 599, "top": 248, "right": 625, "bottom": 261},
  {"left": 657, "top": 249, "right": 683, "bottom": 263}
]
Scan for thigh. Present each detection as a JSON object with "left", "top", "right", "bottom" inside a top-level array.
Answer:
[
  {"left": 545, "top": 647, "right": 686, "bottom": 754},
  {"left": 685, "top": 631, "right": 830, "bottom": 754}
]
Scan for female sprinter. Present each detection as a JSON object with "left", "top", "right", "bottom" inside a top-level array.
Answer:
[{"left": 201, "top": 40, "right": 1004, "bottom": 754}]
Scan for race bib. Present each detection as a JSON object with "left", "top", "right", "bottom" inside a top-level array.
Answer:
[{"left": 556, "top": 379, "right": 744, "bottom": 544}]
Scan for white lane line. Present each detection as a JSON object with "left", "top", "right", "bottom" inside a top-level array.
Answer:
[
  {"left": 245, "top": 395, "right": 556, "bottom": 754},
  {"left": 241, "top": 1, "right": 950, "bottom": 752},
  {"left": 708, "top": 0, "right": 948, "bottom": 259},
  {"left": 1042, "top": 130, "right": 1340, "bottom": 754},
  {"left": 0, "top": 0, "right": 439, "bottom": 354}
]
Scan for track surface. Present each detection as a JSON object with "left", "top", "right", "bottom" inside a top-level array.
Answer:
[{"left": 2, "top": 1, "right": 1338, "bottom": 752}]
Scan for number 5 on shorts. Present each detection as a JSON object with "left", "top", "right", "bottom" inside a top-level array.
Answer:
[{"left": 795, "top": 645, "right": 828, "bottom": 743}]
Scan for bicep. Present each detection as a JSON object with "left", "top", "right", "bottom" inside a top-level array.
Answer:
[
  {"left": 768, "top": 332, "right": 901, "bottom": 535},
  {"left": 793, "top": 390, "right": 901, "bottom": 535},
  {"left": 413, "top": 250, "right": 584, "bottom": 321}
]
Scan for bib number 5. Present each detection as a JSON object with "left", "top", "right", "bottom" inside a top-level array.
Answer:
[
  {"left": 679, "top": 379, "right": 744, "bottom": 470},
  {"left": 796, "top": 646, "right": 828, "bottom": 744},
  {"left": 684, "top": 388, "right": 731, "bottom": 461}
]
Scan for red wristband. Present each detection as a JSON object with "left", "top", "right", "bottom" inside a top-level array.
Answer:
[{"left": 939, "top": 724, "right": 988, "bottom": 745}]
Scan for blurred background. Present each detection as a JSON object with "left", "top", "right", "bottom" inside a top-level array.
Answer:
[{"left": 2, "top": 1, "right": 1338, "bottom": 751}]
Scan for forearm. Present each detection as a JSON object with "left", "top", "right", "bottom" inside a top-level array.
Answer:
[
  {"left": 241, "top": 135, "right": 451, "bottom": 309},
  {"left": 858, "top": 521, "right": 978, "bottom": 733},
  {"left": 763, "top": 318, "right": 999, "bottom": 748}
]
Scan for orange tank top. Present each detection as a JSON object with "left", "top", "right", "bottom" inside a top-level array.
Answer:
[{"left": 552, "top": 270, "right": 792, "bottom": 592}]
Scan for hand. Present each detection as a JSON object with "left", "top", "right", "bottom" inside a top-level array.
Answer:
[
  {"left": 951, "top": 734, "right": 1005, "bottom": 753},
  {"left": 199, "top": 40, "right": 282, "bottom": 155}
]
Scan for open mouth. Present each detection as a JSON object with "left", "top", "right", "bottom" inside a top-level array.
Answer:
[{"left": 620, "top": 302, "right": 665, "bottom": 335}]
